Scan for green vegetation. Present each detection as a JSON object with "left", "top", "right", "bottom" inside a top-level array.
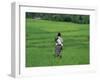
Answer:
[
  {"left": 26, "top": 12, "right": 89, "bottom": 24},
  {"left": 26, "top": 19, "right": 89, "bottom": 67}
]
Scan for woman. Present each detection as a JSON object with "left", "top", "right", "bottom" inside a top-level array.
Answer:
[{"left": 55, "top": 32, "right": 63, "bottom": 58}]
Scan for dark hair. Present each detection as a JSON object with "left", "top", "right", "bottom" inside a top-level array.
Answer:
[
  {"left": 57, "top": 32, "right": 61, "bottom": 36},
  {"left": 55, "top": 32, "right": 61, "bottom": 42}
]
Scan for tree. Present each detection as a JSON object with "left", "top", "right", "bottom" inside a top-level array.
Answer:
[{"left": 26, "top": 12, "right": 89, "bottom": 24}]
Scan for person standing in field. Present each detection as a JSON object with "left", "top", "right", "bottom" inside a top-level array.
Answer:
[{"left": 55, "top": 32, "right": 63, "bottom": 58}]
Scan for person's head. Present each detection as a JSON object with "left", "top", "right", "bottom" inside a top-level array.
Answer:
[
  {"left": 57, "top": 32, "right": 61, "bottom": 37},
  {"left": 55, "top": 32, "right": 61, "bottom": 42}
]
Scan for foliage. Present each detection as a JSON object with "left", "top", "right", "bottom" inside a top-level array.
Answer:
[{"left": 26, "top": 12, "right": 89, "bottom": 24}]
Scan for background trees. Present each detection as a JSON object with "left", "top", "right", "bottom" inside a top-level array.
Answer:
[{"left": 26, "top": 12, "right": 89, "bottom": 24}]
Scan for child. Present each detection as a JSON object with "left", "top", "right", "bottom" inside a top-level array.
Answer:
[{"left": 55, "top": 32, "right": 63, "bottom": 58}]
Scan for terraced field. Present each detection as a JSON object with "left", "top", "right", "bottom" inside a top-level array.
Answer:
[{"left": 26, "top": 19, "right": 89, "bottom": 67}]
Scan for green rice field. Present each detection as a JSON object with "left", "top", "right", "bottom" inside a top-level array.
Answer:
[{"left": 26, "top": 19, "right": 89, "bottom": 67}]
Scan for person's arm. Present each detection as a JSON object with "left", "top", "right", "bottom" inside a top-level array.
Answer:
[
  {"left": 60, "top": 37, "right": 63, "bottom": 46},
  {"left": 61, "top": 38, "right": 63, "bottom": 50},
  {"left": 61, "top": 37, "right": 63, "bottom": 43}
]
